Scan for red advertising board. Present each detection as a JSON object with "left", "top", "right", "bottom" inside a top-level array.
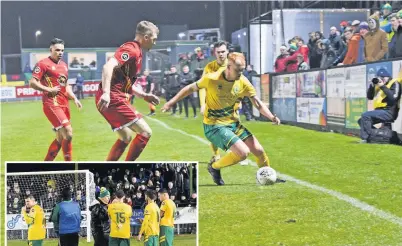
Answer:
[{"left": 15, "top": 86, "right": 43, "bottom": 98}]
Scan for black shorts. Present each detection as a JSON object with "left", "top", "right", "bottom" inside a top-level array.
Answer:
[{"left": 59, "top": 232, "right": 79, "bottom": 246}]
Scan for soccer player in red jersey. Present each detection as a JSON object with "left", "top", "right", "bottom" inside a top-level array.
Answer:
[
  {"left": 29, "top": 38, "right": 83, "bottom": 161},
  {"left": 96, "top": 21, "right": 160, "bottom": 161}
]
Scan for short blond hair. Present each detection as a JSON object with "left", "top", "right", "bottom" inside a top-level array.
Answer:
[
  {"left": 136, "top": 21, "right": 159, "bottom": 36},
  {"left": 228, "top": 52, "right": 246, "bottom": 66}
]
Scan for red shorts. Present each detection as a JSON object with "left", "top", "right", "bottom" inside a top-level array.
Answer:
[
  {"left": 95, "top": 91, "right": 142, "bottom": 131},
  {"left": 43, "top": 105, "right": 71, "bottom": 131}
]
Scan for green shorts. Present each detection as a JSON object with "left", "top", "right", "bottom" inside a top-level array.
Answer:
[
  {"left": 28, "top": 240, "right": 43, "bottom": 246},
  {"left": 109, "top": 237, "right": 130, "bottom": 246},
  {"left": 204, "top": 122, "right": 252, "bottom": 151},
  {"left": 144, "top": 235, "right": 159, "bottom": 246},
  {"left": 160, "top": 226, "right": 174, "bottom": 246}
]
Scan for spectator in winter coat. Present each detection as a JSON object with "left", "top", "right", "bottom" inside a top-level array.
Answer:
[
  {"left": 296, "top": 38, "right": 309, "bottom": 64},
  {"left": 340, "top": 27, "right": 361, "bottom": 65},
  {"left": 297, "top": 54, "right": 309, "bottom": 71},
  {"left": 283, "top": 44, "right": 299, "bottom": 72},
  {"left": 319, "top": 39, "right": 337, "bottom": 69},
  {"left": 274, "top": 46, "right": 288, "bottom": 73},
  {"left": 380, "top": 3, "right": 394, "bottom": 42},
  {"left": 364, "top": 15, "right": 388, "bottom": 62},
  {"left": 389, "top": 13, "right": 402, "bottom": 58},
  {"left": 309, "top": 32, "right": 324, "bottom": 69},
  {"left": 357, "top": 22, "right": 369, "bottom": 63},
  {"left": 329, "top": 26, "right": 345, "bottom": 57}
]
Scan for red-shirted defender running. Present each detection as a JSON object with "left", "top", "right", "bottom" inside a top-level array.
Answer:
[
  {"left": 29, "top": 38, "right": 83, "bottom": 161},
  {"left": 96, "top": 21, "right": 160, "bottom": 161}
]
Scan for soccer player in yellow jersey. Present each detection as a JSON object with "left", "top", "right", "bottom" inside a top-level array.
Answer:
[
  {"left": 138, "top": 190, "right": 160, "bottom": 246},
  {"left": 158, "top": 189, "right": 176, "bottom": 246},
  {"left": 108, "top": 190, "right": 133, "bottom": 246},
  {"left": 200, "top": 41, "right": 229, "bottom": 165},
  {"left": 163, "top": 52, "right": 281, "bottom": 185},
  {"left": 21, "top": 195, "right": 46, "bottom": 246}
]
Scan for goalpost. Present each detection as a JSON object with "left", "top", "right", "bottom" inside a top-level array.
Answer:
[{"left": 6, "top": 170, "right": 96, "bottom": 242}]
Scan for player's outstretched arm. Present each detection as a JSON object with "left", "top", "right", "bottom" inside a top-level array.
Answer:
[
  {"left": 97, "top": 58, "right": 119, "bottom": 111},
  {"left": 131, "top": 85, "right": 160, "bottom": 105},
  {"left": 250, "top": 96, "right": 280, "bottom": 125},
  {"left": 29, "top": 77, "right": 60, "bottom": 96},
  {"left": 162, "top": 83, "right": 199, "bottom": 112},
  {"left": 66, "top": 84, "right": 82, "bottom": 109}
]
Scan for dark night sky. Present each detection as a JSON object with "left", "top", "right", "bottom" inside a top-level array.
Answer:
[{"left": 1, "top": 1, "right": 252, "bottom": 54}]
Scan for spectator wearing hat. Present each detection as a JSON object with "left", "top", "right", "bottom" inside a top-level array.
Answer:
[
  {"left": 339, "top": 27, "right": 361, "bottom": 65},
  {"left": 283, "top": 44, "right": 299, "bottom": 72},
  {"left": 358, "top": 22, "right": 369, "bottom": 63},
  {"left": 339, "top": 20, "right": 349, "bottom": 34},
  {"left": 364, "top": 15, "right": 388, "bottom": 62},
  {"left": 90, "top": 187, "right": 110, "bottom": 246},
  {"left": 358, "top": 68, "right": 401, "bottom": 143},
  {"left": 297, "top": 53, "right": 309, "bottom": 71},
  {"left": 389, "top": 13, "right": 402, "bottom": 58},
  {"left": 351, "top": 20, "right": 361, "bottom": 34},
  {"left": 380, "top": 3, "right": 394, "bottom": 42},
  {"left": 274, "top": 45, "right": 288, "bottom": 73}
]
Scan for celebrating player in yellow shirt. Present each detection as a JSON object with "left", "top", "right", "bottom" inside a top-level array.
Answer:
[
  {"left": 108, "top": 190, "right": 133, "bottom": 246},
  {"left": 21, "top": 196, "right": 46, "bottom": 246},
  {"left": 163, "top": 52, "right": 281, "bottom": 185},
  {"left": 158, "top": 189, "right": 176, "bottom": 246},
  {"left": 200, "top": 41, "right": 229, "bottom": 165},
  {"left": 138, "top": 190, "right": 160, "bottom": 246}
]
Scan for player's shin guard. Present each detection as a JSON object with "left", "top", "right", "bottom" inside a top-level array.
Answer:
[
  {"left": 44, "top": 139, "right": 62, "bottom": 161},
  {"left": 106, "top": 139, "right": 129, "bottom": 161},
  {"left": 210, "top": 144, "right": 220, "bottom": 158},
  {"left": 212, "top": 151, "right": 243, "bottom": 169},
  {"left": 255, "top": 151, "right": 270, "bottom": 168},
  {"left": 61, "top": 139, "right": 72, "bottom": 161},
  {"left": 125, "top": 134, "right": 150, "bottom": 161}
]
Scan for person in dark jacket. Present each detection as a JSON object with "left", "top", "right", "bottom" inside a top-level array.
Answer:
[
  {"left": 90, "top": 187, "right": 110, "bottom": 246},
  {"left": 389, "top": 13, "right": 402, "bottom": 58},
  {"left": 358, "top": 68, "right": 401, "bottom": 143},
  {"left": 329, "top": 26, "right": 345, "bottom": 57},
  {"left": 180, "top": 65, "right": 197, "bottom": 118},
  {"left": 309, "top": 32, "right": 324, "bottom": 69},
  {"left": 75, "top": 73, "right": 84, "bottom": 99},
  {"left": 50, "top": 188, "right": 81, "bottom": 246},
  {"left": 319, "top": 39, "right": 337, "bottom": 69},
  {"left": 163, "top": 66, "right": 182, "bottom": 116}
]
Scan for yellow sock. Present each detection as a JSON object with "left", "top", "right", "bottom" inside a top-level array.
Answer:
[
  {"left": 212, "top": 151, "right": 243, "bottom": 169},
  {"left": 210, "top": 144, "right": 220, "bottom": 157},
  {"left": 255, "top": 152, "right": 270, "bottom": 168}
]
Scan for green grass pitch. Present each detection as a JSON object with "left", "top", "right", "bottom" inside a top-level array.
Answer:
[{"left": 1, "top": 98, "right": 402, "bottom": 245}]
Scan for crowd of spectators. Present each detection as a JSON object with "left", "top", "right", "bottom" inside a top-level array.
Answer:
[
  {"left": 274, "top": 4, "right": 402, "bottom": 73},
  {"left": 6, "top": 163, "right": 197, "bottom": 214}
]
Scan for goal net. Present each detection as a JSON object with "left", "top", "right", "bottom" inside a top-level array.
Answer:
[{"left": 6, "top": 170, "right": 96, "bottom": 242}]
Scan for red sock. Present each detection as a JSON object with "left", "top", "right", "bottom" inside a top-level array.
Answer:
[
  {"left": 125, "top": 134, "right": 150, "bottom": 161},
  {"left": 106, "top": 139, "right": 129, "bottom": 161},
  {"left": 62, "top": 139, "right": 72, "bottom": 161},
  {"left": 44, "top": 139, "right": 61, "bottom": 161}
]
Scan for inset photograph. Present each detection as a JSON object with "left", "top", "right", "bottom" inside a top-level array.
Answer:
[{"left": 5, "top": 162, "right": 197, "bottom": 246}]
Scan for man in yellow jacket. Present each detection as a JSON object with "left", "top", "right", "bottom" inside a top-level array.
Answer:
[
  {"left": 21, "top": 195, "right": 46, "bottom": 246},
  {"left": 358, "top": 68, "right": 401, "bottom": 143}
]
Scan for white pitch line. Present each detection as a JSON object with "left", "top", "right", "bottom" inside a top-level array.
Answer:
[{"left": 146, "top": 116, "right": 402, "bottom": 227}]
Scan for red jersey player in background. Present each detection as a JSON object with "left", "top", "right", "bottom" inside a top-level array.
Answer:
[
  {"left": 96, "top": 21, "right": 160, "bottom": 161},
  {"left": 29, "top": 38, "right": 83, "bottom": 161}
]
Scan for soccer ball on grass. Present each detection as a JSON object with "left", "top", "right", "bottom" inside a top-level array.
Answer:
[{"left": 256, "top": 166, "right": 277, "bottom": 185}]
